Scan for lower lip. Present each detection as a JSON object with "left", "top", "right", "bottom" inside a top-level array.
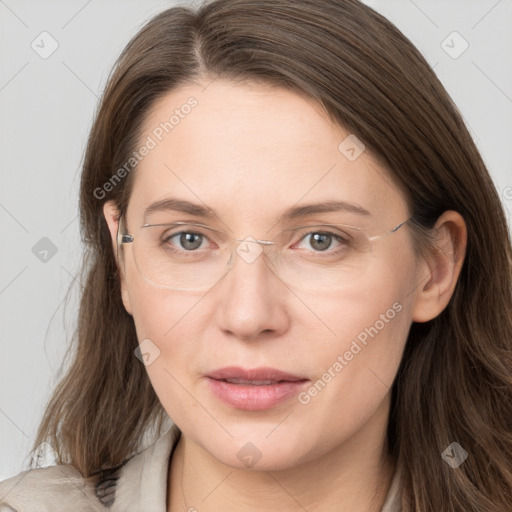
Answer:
[{"left": 206, "top": 378, "right": 309, "bottom": 411}]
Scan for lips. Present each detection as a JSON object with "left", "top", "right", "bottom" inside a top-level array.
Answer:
[
  {"left": 206, "top": 366, "right": 309, "bottom": 411},
  {"left": 208, "top": 366, "right": 306, "bottom": 382},
  {"left": 222, "top": 378, "right": 274, "bottom": 385}
]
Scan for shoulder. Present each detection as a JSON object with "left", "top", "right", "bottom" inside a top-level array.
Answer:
[
  {"left": 0, "top": 424, "right": 181, "bottom": 512},
  {"left": 0, "top": 464, "right": 108, "bottom": 512}
]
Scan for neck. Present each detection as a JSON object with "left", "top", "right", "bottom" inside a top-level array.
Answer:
[{"left": 168, "top": 399, "right": 395, "bottom": 512}]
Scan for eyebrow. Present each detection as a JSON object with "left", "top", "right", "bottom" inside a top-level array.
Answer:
[
  {"left": 143, "top": 197, "right": 371, "bottom": 224},
  {"left": 144, "top": 198, "right": 215, "bottom": 222}
]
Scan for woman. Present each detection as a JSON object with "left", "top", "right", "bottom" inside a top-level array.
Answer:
[{"left": 1, "top": 0, "right": 511, "bottom": 510}]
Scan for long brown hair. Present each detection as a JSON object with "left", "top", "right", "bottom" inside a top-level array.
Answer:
[{"left": 32, "top": 1, "right": 512, "bottom": 509}]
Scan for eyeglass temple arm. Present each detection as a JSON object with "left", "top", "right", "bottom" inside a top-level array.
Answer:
[
  {"left": 120, "top": 234, "right": 134, "bottom": 244},
  {"left": 116, "top": 218, "right": 134, "bottom": 245},
  {"left": 367, "top": 218, "right": 410, "bottom": 242}
]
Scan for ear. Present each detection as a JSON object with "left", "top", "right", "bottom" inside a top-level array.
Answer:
[
  {"left": 411, "top": 210, "right": 467, "bottom": 322},
  {"left": 103, "top": 200, "right": 133, "bottom": 315}
]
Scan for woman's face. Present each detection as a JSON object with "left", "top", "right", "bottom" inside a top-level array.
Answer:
[{"left": 113, "top": 79, "right": 426, "bottom": 471}]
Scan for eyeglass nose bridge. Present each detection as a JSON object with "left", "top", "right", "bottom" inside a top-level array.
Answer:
[
  {"left": 232, "top": 236, "right": 277, "bottom": 265},
  {"left": 234, "top": 237, "right": 274, "bottom": 245}
]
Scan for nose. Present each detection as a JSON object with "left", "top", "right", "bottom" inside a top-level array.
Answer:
[{"left": 214, "top": 238, "right": 291, "bottom": 341}]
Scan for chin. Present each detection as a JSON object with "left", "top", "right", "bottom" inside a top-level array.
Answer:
[{"left": 198, "top": 429, "right": 318, "bottom": 473}]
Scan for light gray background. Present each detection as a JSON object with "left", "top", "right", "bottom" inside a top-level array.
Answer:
[{"left": 1, "top": 0, "right": 511, "bottom": 480}]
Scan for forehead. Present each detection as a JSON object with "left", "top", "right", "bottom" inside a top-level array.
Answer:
[{"left": 127, "top": 79, "right": 407, "bottom": 227}]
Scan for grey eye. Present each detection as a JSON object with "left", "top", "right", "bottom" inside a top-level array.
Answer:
[
  {"left": 168, "top": 232, "right": 205, "bottom": 250},
  {"left": 308, "top": 233, "right": 333, "bottom": 251}
]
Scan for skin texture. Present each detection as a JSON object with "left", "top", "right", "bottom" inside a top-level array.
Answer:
[{"left": 103, "top": 79, "right": 466, "bottom": 511}]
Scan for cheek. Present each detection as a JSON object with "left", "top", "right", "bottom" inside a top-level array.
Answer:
[
  {"left": 305, "top": 251, "right": 416, "bottom": 346},
  {"left": 125, "top": 278, "right": 213, "bottom": 417},
  {"left": 123, "top": 253, "right": 208, "bottom": 342},
  {"left": 293, "top": 300, "right": 411, "bottom": 457},
  {"left": 295, "top": 258, "right": 416, "bottom": 437}
]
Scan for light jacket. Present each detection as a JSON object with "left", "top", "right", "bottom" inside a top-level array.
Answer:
[{"left": 0, "top": 424, "right": 402, "bottom": 511}]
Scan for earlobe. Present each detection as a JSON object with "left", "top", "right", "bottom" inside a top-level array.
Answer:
[
  {"left": 102, "top": 201, "right": 133, "bottom": 315},
  {"left": 411, "top": 211, "right": 467, "bottom": 323}
]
